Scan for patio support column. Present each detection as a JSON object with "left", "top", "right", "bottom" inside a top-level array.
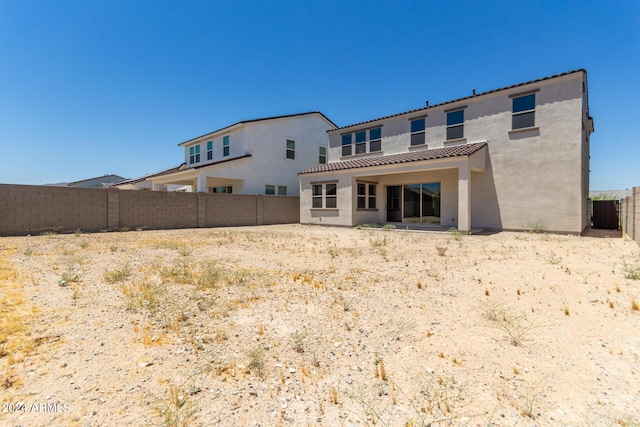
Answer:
[
  {"left": 152, "top": 181, "right": 162, "bottom": 191},
  {"left": 458, "top": 163, "right": 471, "bottom": 234},
  {"left": 196, "top": 174, "right": 208, "bottom": 192}
]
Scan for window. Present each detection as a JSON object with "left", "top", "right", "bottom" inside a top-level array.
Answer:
[
  {"left": 223, "top": 135, "right": 229, "bottom": 156},
  {"left": 446, "top": 110, "right": 464, "bottom": 140},
  {"left": 207, "top": 141, "right": 213, "bottom": 161},
  {"left": 312, "top": 184, "right": 323, "bottom": 208},
  {"left": 265, "top": 184, "right": 275, "bottom": 195},
  {"left": 342, "top": 134, "right": 352, "bottom": 156},
  {"left": 357, "top": 183, "right": 377, "bottom": 209},
  {"left": 512, "top": 93, "right": 536, "bottom": 129},
  {"left": 369, "top": 128, "right": 382, "bottom": 152},
  {"left": 342, "top": 128, "right": 383, "bottom": 156},
  {"left": 286, "top": 139, "right": 295, "bottom": 159},
  {"left": 189, "top": 145, "right": 200, "bottom": 164},
  {"left": 326, "top": 183, "right": 337, "bottom": 208},
  {"left": 278, "top": 185, "right": 287, "bottom": 196},
  {"left": 211, "top": 186, "right": 232, "bottom": 193},
  {"left": 355, "top": 131, "right": 366, "bottom": 154},
  {"left": 312, "top": 182, "right": 337, "bottom": 209},
  {"left": 319, "top": 146, "right": 327, "bottom": 164},
  {"left": 410, "top": 118, "right": 426, "bottom": 146}
]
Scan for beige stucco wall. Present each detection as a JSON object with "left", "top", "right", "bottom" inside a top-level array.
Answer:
[{"left": 310, "top": 71, "right": 589, "bottom": 233}]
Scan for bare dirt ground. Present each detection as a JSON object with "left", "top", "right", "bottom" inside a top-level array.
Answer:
[{"left": 1, "top": 224, "right": 639, "bottom": 427}]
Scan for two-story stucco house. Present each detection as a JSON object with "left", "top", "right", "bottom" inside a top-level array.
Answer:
[
  {"left": 299, "top": 70, "right": 594, "bottom": 234},
  {"left": 115, "top": 112, "right": 336, "bottom": 195}
]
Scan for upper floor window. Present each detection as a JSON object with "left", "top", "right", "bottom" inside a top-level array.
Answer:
[
  {"left": 222, "top": 135, "right": 230, "bottom": 156},
  {"left": 446, "top": 110, "right": 464, "bottom": 140},
  {"left": 512, "top": 93, "right": 536, "bottom": 129},
  {"left": 206, "top": 141, "right": 213, "bottom": 161},
  {"left": 189, "top": 145, "right": 200, "bottom": 164},
  {"left": 286, "top": 139, "right": 295, "bottom": 159},
  {"left": 342, "top": 134, "right": 352, "bottom": 157},
  {"left": 342, "top": 127, "right": 383, "bottom": 156},
  {"left": 312, "top": 182, "right": 337, "bottom": 209},
  {"left": 278, "top": 185, "right": 287, "bottom": 196},
  {"left": 319, "top": 146, "right": 327, "bottom": 164},
  {"left": 410, "top": 118, "right": 426, "bottom": 146},
  {"left": 355, "top": 131, "right": 367, "bottom": 154},
  {"left": 369, "top": 128, "right": 382, "bottom": 152}
]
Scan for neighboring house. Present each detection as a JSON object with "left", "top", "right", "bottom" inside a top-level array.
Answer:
[
  {"left": 46, "top": 174, "right": 126, "bottom": 188},
  {"left": 110, "top": 165, "right": 187, "bottom": 191},
  {"left": 115, "top": 112, "right": 336, "bottom": 196},
  {"left": 299, "top": 69, "right": 594, "bottom": 234}
]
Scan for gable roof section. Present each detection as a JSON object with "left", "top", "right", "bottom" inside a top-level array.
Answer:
[
  {"left": 179, "top": 111, "right": 337, "bottom": 146},
  {"left": 330, "top": 69, "right": 586, "bottom": 133},
  {"left": 300, "top": 142, "right": 487, "bottom": 174}
]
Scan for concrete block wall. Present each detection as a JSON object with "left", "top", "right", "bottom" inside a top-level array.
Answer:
[
  {"left": 262, "top": 195, "right": 300, "bottom": 224},
  {"left": 0, "top": 184, "right": 300, "bottom": 236},
  {"left": 0, "top": 184, "right": 108, "bottom": 235},
  {"left": 620, "top": 186, "right": 640, "bottom": 246},
  {"left": 119, "top": 190, "right": 199, "bottom": 230},
  {"left": 204, "top": 194, "right": 258, "bottom": 227}
]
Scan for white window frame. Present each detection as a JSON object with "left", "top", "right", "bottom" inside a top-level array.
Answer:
[
  {"left": 206, "top": 140, "right": 213, "bottom": 161},
  {"left": 222, "top": 135, "right": 230, "bottom": 157},
  {"left": 311, "top": 182, "right": 337, "bottom": 209},
  {"left": 319, "top": 146, "right": 327, "bottom": 164},
  {"left": 446, "top": 108, "right": 465, "bottom": 141},
  {"left": 510, "top": 91, "right": 537, "bottom": 130},
  {"left": 189, "top": 145, "right": 201, "bottom": 164},
  {"left": 286, "top": 139, "right": 295, "bottom": 159},
  {"left": 357, "top": 182, "right": 377, "bottom": 210}
]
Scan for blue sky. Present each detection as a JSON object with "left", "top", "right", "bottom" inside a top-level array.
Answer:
[{"left": 0, "top": 0, "right": 638, "bottom": 190}]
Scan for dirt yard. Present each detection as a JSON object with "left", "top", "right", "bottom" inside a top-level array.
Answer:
[{"left": 1, "top": 224, "right": 639, "bottom": 426}]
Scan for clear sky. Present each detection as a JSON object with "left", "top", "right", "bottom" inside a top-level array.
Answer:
[{"left": 0, "top": 0, "right": 638, "bottom": 190}]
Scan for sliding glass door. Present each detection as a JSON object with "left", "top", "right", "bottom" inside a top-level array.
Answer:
[{"left": 401, "top": 182, "right": 441, "bottom": 224}]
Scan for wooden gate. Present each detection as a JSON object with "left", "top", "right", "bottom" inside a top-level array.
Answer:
[{"left": 592, "top": 200, "right": 619, "bottom": 229}]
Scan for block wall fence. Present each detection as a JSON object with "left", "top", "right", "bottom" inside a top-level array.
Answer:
[
  {"left": 620, "top": 186, "right": 640, "bottom": 246},
  {"left": 0, "top": 184, "right": 300, "bottom": 236}
]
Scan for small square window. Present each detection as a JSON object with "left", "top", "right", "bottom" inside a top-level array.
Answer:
[
  {"left": 277, "top": 186, "right": 287, "bottom": 196},
  {"left": 265, "top": 185, "right": 275, "bottom": 195},
  {"left": 312, "top": 182, "right": 338, "bottom": 209}
]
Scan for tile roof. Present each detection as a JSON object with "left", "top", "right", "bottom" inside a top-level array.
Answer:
[
  {"left": 299, "top": 142, "right": 487, "bottom": 174},
  {"left": 179, "top": 111, "right": 337, "bottom": 146},
  {"left": 330, "top": 69, "right": 586, "bottom": 132}
]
